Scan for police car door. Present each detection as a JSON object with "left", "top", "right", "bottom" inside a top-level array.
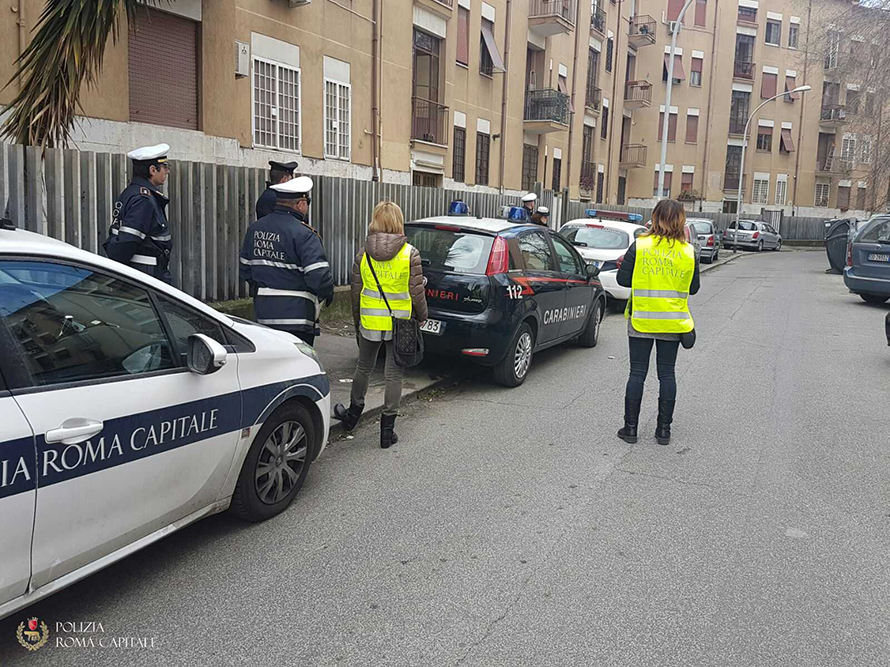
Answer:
[
  {"left": 517, "top": 230, "right": 566, "bottom": 345},
  {"left": 0, "top": 362, "right": 36, "bottom": 608},
  {"left": 0, "top": 259, "right": 241, "bottom": 591},
  {"left": 549, "top": 232, "right": 593, "bottom": 339}
]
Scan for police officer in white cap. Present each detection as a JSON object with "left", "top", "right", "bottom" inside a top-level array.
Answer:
[
  {"left": 256, "top": 160, "right": 298, "bottom": 219},
  {"left": 104, "top": 143, "right": 174, "bottom": 284},
  {"left": 531, "top": 206, "right": 550, "bottom": 227},
  {"left": 239, "top": 176, "right": 334, "bottom": 346},
  {"left": 521, "top": 192, "right": 538, "bottom": 218}
]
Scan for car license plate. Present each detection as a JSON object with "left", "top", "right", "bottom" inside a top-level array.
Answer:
[
  {"left": 868, "top": 253, "right": 890, "bottom": 262},
  {"left": 420, "top": 319, "right": 443, "bottom": 335}
]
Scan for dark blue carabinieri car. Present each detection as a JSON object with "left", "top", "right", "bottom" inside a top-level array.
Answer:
[{"left": 405, "top": 216, "right": 607, "bottom": 387}]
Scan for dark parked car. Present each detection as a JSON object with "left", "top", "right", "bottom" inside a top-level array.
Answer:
[
  {"left": 886, "top": 311, "right": 890, "bottom": 347},
  {"left": 844, "top": 215, "right": 890, "bottom": 304},
  {"left": 405, "top": 216, "right": 607, "bottom": 387}
]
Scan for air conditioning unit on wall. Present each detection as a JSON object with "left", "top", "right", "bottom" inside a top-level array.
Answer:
[
  {"left": 235, "top": 41, "right": 249, "bottom": 79},
  {"left": 667, "top": 21, "right": 680, "bottom": 35},
  {"left": 289, "top": 0, "right": 311, "bottom": 7}
]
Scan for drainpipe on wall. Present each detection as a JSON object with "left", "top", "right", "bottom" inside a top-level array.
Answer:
[
  {"left": 371, "top": 0, "right": 379, "bottom": 181},
  {"left": 16, "top": 0, "right": 26, "bottom": 90},
  {"left": 498, "top": 0, "right": 513, "bottom": 193},
  {"left": 565, "top": 0, "right": 582, "bottom": 199},
  {"left": 791, "top": 0, "right": 812, "bottom": 216},
  {"left": 604, "top": 0, "right": 623, "bottom": 203},
  {"left": 699, "top": 0, "right": 720, "bottom": 212}
]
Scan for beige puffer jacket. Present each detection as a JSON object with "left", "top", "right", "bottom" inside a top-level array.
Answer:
[{"left": 351, "top": 232, "right": 429, "bottom": 324}]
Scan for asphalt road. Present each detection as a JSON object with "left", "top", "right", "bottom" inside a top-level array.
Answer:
[{"left": 3, "top": 250, "right": 889, "bottom": 666}]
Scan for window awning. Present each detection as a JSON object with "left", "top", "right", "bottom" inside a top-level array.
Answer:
[
  {"left": 557, "top": 76, "right": 575, "bottom": 113},
  {"left": 780, "top": 128, "right": 796, "bottom": 152},
  {"left": 663, "top": 53, "right": 686, "bottom": 81},
  {"left": 785, "top": 76, "right": 800, "bottom": 99},
  {"left": 480, "top": 22, "right": 506, "bottom": 72}
]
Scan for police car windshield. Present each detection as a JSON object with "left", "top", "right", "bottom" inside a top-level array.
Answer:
[
  {"left": 561, "top": 225, "right": 630, "bottom": 250},
  {"left": 405, "top": 227, "right": 494, "bottom": 274}
]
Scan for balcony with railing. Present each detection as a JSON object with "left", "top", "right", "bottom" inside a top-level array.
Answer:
[
  {"left": 529, "top": 0, "right": 577, "bottom": 36},
  {"left": 733, "top": 60, "right": 755, "bottom": 81},
  {"left": 619, "top": 144, "right": 647, "bottom": 168},
  {"left": 820, "top": 105, "right": 847, "bottom": 126},
  {"left": 585, "top": 85, "right": 602, "bottom": 114},
  {"left": 624, "top": 80, "right": 652, "bottom": 109},
  {"left": 728, "top": 115, "right": 748, "bottom": 136},
  {"left": 816, "top": 157, "right": 844, "bottom": 174},
  {"left": 628, "top": 15, "right": 656, "bottom": 47},
  {"left": 524, "top": 89, "right": 571, "bottom": 133},
  {"left": 590, "top": 5, "right": 606, "bottom": 35},
  {"left": 723, "top": 170, "right": 745, "bottom": 192},
  {"left": 580, "top": 161, "right": 596, "bottom": 192},
  {"left": 411, "top": 97, "right": 449, "bottom": 147}
]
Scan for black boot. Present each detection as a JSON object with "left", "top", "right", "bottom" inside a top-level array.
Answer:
[
  {"left": 333, "top": 403, "right": 363, "bottom": 431},
  {"left": 655, "top": 398, "right": 676, "bottom": 445},
  {"left": 617, "top": 398, "right": 642, "bottom": 444},
  {"left": 380, "top": 414, "right": 399, "bottom": 449}
]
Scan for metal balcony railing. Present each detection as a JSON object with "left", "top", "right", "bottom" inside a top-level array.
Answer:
[
  {"left": 820, "top": 105, "right": 847, "bottom": 123},
  {"left": 728, "top": 115, "right": 748, "bottom": 135},
  {"left": 590, "top": 5, "right": 606, "bottom": 34},
  {"left": 580, "top": 160, "right": 596, "bottom": 190},
  {"left": 411, "top": 97, "right": 449, "bottom": 145},
  {"left": 434, "top": 0, "right": 454, "bottom": 6},
  {"left": 524, "top": 89, "right": 571, "bottom": 125},
  {"left": 723, "top": 170, "right": 745, "bottom": 191},
  {"left": 624, "top": 80, "right": 652, "bottom": 105},
  {"left": 529, "top": 0, "right": 577, "bottom": 23},
  {"left": 628, "top": 15, "right": 656, "bottom": 42},
  {"left": 733, "top": 60, "right": 755, "bottom": 80},
  {"left": 620, "top": 144, "right": 647, "bottom": 166},
  {"left": 585, "top": 85, "right": 602, "bottom": 112}
]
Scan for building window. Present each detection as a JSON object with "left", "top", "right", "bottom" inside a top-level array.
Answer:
[
  {"left": 658, "top": 111, "right": 678, "bottom": 142},
  {"left": 765, "top": 20, "right": 781, "bottom": 46},
  {"left": 730, "top": 91, "right": 750, "bottom": 133},
  {"left": 601, "top": 106, "right": 609, "bottom": 140},
  {"left": 788, "top": 24, "right": 799, "bottom": 49},
  {"left": 653, "top": 171, "right": 672, "bottom": 197},
  {"left": 865, "top": 92, "right": 876, "bottom": 116},
  {"left": 475, "top": 132, "right": 490, "bottom": 186},
  {"left": 596, "top": 171, "right": 605, "bottom": 204},
  {"left": 480, "top": 22, "right": 494, "bottom": 76},
  {"left": 815, "top": 182, "right": 830, "bottom": 207},
  {"left": 825, "top": 31, "right": 840, "bottom": 70},
  {"left": 254, "top": 58, "right": 301, "bottom": 151},
  {"left": 756, "top": 127, "right": 773, "bottom": 152},
  {"left": 605, "top": 38, "right": 613, "bottom": 72},
  {"left": 761, "top": 72, "right": 778, "bottom": 99},
  {"left": 694, "top": 0, "right": 707, "bottom": 27},
  {"left": 856, "top": 186, "right": 867, "bottom": 210},
  {"left": 457, "top": 7, "right": 469, "bottom": 66},
  {"left": 413, "top": 29, "right": 444, "bottom": 144},
  {"left": 324, "top": 79, "right": 351, "bottom": 160},
  {"left": 860, "top": 136, "right": 873, "bottom": 164},
  {"left": 841, "top": 135, "right": 857, "bottom": 162},
  {"left": 724, "top": 145, "right": 743, "bottom": 190},
  {"left": 775, "top": 178, "right": 787, "bottom": 205},
  {"left": 738, "top": 6, "right": 757, "bottom": 23},
  {"left": 452, "top": 127, "right": 466, "bottom": 183},
  {"left": 581, "top": 126, "right": 594, "bottom": 191},
  {"left": 690, "top": 57, "right": 703, "bottom": 86},
  {"left": 723, "top": 199, "right": 738, "bottom": 214},
  {"left": 686, "top": 113, "right": 699, "bottom": 143},
  {"left": 480, "top": 19, "right": 504, "bottom": 78},
  {"left": 522, "top": 145, "right": 539, "bottom": 191},
  {"left": 847, "top": 89, "right": 860, "bottom": 115},
  {"left": 129, "top": 8, "right": 199, "bottom": 131},
  {"left": 586, "top": 49, "right": 600, "bottom": 109},
  {"left": 552, "top": 157, "right": 562, "bottom": 191},
  {"left": 837, "top": 185, "right": 851, "bottom": 209},
  {"left": 413, "top": 172, "right": 440, "bottom": 188},
  {"left": 681, "top": 172, "right": 694, "bottom": 194},
  {"left": 752, "top": 177, "right": 769, "bottom": 204}
]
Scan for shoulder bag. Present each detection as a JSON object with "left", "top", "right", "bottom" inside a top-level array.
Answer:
[{"left": 365, "top": 254, "right": 424, "bottom": 368}]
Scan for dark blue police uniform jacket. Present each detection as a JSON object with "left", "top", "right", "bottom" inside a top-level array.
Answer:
[
  {"left": 239, "top": 207, "right": 334, "bottom": 337},
  {"left": 103, "top": 177, "right": 173, "bottom": 284},
  {"left": 256, "top": 186, "right": 277, "bottom": 220}
]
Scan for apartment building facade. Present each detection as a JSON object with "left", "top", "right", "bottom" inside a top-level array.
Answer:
[{"left": 0, "top": 0, "right": 881, "bottom": 217}]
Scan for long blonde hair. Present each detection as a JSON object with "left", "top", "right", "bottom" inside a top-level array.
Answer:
[
  {"left": 369, "top": 201, "right": 404, "bottom": 234},
  {"left": 643, "top": 199, "right": 687, "bottom": 244}
]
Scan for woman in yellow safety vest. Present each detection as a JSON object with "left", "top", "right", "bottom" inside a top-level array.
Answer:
[
  {"left": 615, "top": 199, "right": 700, "bottom": 446},
  {"left": 333, "top": 202, "right": 428, "bottom": 448}
]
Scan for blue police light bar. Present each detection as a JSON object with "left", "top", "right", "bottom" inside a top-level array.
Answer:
[
  {"left": 507, "top": 206, "right": 529, "bottom": 222},
  {"left": 585, "top": 209, "right": 643, "bottom": 223},
  {"left": 448, "top": 200, "right": 469, "bottom": 216}
]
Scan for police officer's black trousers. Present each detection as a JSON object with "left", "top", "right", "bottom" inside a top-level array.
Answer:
[
  {"left": 293, "top": 331, "right": 316, "bottom": 347},
  {"left": 625, "top": 337, "right": 680, "bottom": 402}
]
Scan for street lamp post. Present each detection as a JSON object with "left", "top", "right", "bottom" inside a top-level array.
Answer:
[
  {"left": 657, "top": 0, "right": 696, "bottom": 200},
  {"left": 731, "top": 85, "right": 812, "bottom": 253}
]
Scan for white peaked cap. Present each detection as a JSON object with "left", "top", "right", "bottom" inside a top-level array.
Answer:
[
  {"left": 521, "top": 192, "right": 538, "bottom": 203},
  {"left": 127, "top": 143, "right": 170, "bottom": 161},
  {"left": 271, "top": 175, "right": 314, "bottom": 196},
  {"left": 536, "top": 206, "right": 550, "bottom": 215}
]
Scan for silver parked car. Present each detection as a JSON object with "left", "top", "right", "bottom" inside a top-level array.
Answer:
[
  {"left": 724, "top": 220, "right": 782, "bottom": 252},
  {"left": 688, "top": 218, "right": 720, "bottom": 263}
]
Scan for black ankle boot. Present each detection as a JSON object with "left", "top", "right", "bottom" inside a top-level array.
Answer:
[
  {"left": 617, "top": 398, "right": 642, "bottom": 444},
  {"left": 380, "top": 414, "right": 398, "bottom": 449},
  {"left": 333, "top": 403, "right": 363, "bottom": 431},
  {"left": 655, "top": 398, "right": 676, "bottom": 445}
]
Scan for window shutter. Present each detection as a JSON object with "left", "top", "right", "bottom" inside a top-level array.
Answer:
[
  {"left": 682, "top": 172, "right": 694, "bottom": 193},
  {"left": 694, "top": 0, "right": 707, "bottom": 26},
  {"left": 457, "top": 7, "right": 469, "bottom": 65},
  {"left": 128, "top": 9, "right": 198, "bottom": 130},
  {"left": 668, "top": 113, "right": 678, "bottom": 141},
  {"left": 837, "top": 185, "right": 851, "bottom": 209},
  {"left": 785, "top": 76, "right": 799, "bottom": 100},
  {"left": 667, "top": 0, "right": 685, "bottom": 22},
  {"left": 761, "top": 72, "right": 777, "bottom": 98},
  {"left": 685, "top": 114, "right": 698, "bottom": 143}
]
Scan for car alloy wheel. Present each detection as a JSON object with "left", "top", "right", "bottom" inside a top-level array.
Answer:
[
  {"left": 255, "top": 420, "right": 308, "bottom": 505},
  {"left": 514, "top": 331, "right": 533, "bottom": 380}
]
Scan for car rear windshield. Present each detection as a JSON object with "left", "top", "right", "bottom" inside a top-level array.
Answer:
[
  {"left": 732, "top": 221, "right": 757, "bottom": 231},
  {"left": 691, "top": 222, "right": 713, "bottom": 235},
  {"left": 560, "top": 225, "right": 630, "bottom": 250},
  {"left": 405, "top": 226, "right": 495, "bottom": 274}
]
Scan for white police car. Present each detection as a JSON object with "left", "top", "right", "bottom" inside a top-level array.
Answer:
[{"left": 0, "top": 222, "right": 330, "bottom": 620}]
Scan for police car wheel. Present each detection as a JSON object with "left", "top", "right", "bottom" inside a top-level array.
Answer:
[
  {"left": 578, "top": 299, "right": 603, "bottom": 348},
  {"left": 231, "top": 402, "right": 316, "bottom": 522},
  {"left": 494, "top": 322, "right": 534, "bottom": 387}
]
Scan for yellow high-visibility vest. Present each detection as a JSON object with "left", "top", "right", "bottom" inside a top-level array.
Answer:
[
  {"left": 359, "top": 243, "right": 413, "bottom": 331},
  {"left": 625, "top": 235, "right": 695, "bottom": 333}
]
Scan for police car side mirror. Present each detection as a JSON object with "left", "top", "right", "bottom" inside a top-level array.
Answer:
[
  {"left": 585, "top": 263, "right": 600, "bottom": 278},
  {"left": 187, "top": 334, "right": 227, "bottom": 375}
]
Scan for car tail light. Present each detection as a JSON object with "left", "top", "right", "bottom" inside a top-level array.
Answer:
[
  {"left": 752, "top": 231, "right": 760, "bottom": 240},
  {"left": 706, "top": 236, "right": 715, "bottom": 247},
  {"left": 615, "top": 253, "right": 625, "bottom": 269},
  {"left": 846, "top": 243, "right": 853, "bottom": 267},
  {"left": 486, "top": 236, "right": 509, "bottom": 275}
]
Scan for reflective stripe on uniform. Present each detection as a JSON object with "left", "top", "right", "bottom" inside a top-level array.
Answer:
[
  {"left": 303, "top": 261, "right": 330, "bottom": 273},
  {"left": 633, "top": 289, "right": 689, "bottom": 299},
  {"left": 257, "top": 318, "right": 316, "bottom": 326},
  {"left": 633, "top": 310, "right": 691, "bottom": 320},
  {"left": 257, "top": 287, "right": 319, "bottom": 303},
  {"left": 361, "top": 288, "right": 411, "bottom": 301},
  {"left": 118, "top": 226, "right": 146, "bottom": 239},
  {"left": 241, "top": 258, "right": 301, "bottom": 270},
  {"left": 151, "top": 234, "right": 172, "bottom": 242},
  {"left": 131, "top": 254, "right": 158, "bottom": 266},
  {"left": 360, "top": 307, "right": 411, "bottom": 318}
]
